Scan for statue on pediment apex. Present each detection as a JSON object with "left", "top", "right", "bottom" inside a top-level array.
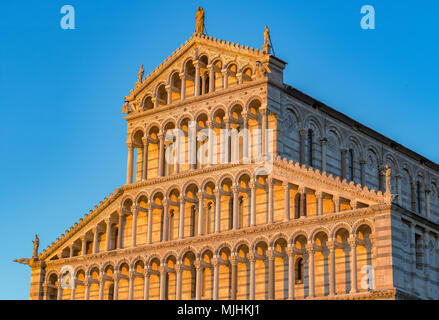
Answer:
[{"left": 196, "top": 7, "right": 205, "bottom": 34}]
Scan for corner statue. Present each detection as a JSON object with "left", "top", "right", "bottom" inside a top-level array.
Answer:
[
  {"left": 32, "top": 234, "right": 39, "bottom": 259},
  {"left": 12, "top": 234, "right": 39, "bottom": 266},
  {"left": 263, "top": 25, "right": 272, "bottom": 54},
  {"left": 195, "top": 6, "right": 205, "bottom": 34},
  {"left": 137, "top": 64, "right": 144, "bottom": 84}
]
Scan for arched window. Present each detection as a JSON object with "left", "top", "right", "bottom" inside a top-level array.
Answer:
[
  {"left": 295, "top": 257, "right": 304, "bottom": 284},
  {"left": 228, "top": 197, "right": 233, "bottom": 230},
  {"left": 307, "top": 129, "right": 313, "bottom": 167},
  {"left": 108, "top": 284, "right": 114, "bottom": 300},
  {"left": 169, "top": 210, "right": 175, "bottom": 241},
  {"left": 190, "top": 205, "right": 197, "bottom": 237},
  {"left": 238, "top": 196, "right": 244, "bottom": 229},
  {"left": 348, "top": 148, "right": 354, "bottom": 182},
  {"left": 416, "top": 181, "right": 422, "bottom": 214}
]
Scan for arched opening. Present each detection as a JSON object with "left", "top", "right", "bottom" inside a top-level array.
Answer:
[
  {"left": 217, "top": 247, "right": 232, "bottom": 300},
  {"left": 293, "top": 235, "right": 308, "bottom": 298},
  {"left": 227, "top": 64, "right": 238, "bottom": 87},
  {"left": 236, "top": 244, "right": 250, "bottom": 299},
  {"left": 170, "top": 72, "right": 181, "bottom": 103},
  {"left": 242, "top": 67, "right": 253, "bottom": 84},
  {"left": 148, "top": 258, "right": 161, "bottom": 300},
  {"left": 133, "top": 261, "right": 145, "bottom": 300},
  {"left": 254, "top": 242, "right": 268, "bottom": 299},
  {"left": 143, "top": 96, "right": 154, "bottom": 111},
  {"left": 212, "top": 59, "right": 223, "bottom": 91},
  {"left": 201, "top": 250, "right": 214, "bottom": 299},
  {"left": 181, "top": 251, "right": 196, "bottom": 300},
  {"left": 46, "top": 274, "right": 58, "bottom": 300},
  {"left": 151, "top": 192, "right": 165, "bottom": 243},
  {"left": 165, "top": 256, "right": 177, "bottom": 300},
  {"left": 273, "top": 238, "right": 288, "bottom": 299},
  {"left": 156, "top": 84, "right": 168, "bottom": 107},
  {"left": 185, "top": 60, "right": 196, "bottom": 98},
  {"left": 313, "top": 232, "right": 329, "bottom": 297}
]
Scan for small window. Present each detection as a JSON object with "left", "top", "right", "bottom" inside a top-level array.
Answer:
[{"left": 295, "top": 257, "right": 304, "bottom": 284}]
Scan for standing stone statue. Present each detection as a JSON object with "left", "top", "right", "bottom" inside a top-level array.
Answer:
[
  {"left": 195, "top": 6, "right": 205, "bottom": 34},
  {"left": 263, "top": 25, "right": 272, "bottom": 54},
  {"left": 32, "top": 234, "right": 39, "bottom": 259},
  {"left": 137, "top": 64, "right": 144, "bottom": 84},
  {"left": 384, "top": 165, "right": 391, "bottom": 194}
]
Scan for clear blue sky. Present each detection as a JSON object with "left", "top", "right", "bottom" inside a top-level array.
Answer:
[{"left": 0, "top": 0, "right": 438, "bottom": 299}]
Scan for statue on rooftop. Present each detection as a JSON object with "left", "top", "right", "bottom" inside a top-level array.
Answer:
[
  {"left": 137, "top": 64, "right": 144, "bottom": 84},
  {"left": 196, "top": 6, "right": 205, "bottom": 34},
  {"left": 263, "top": 25, "right": 272, "bottom": 54},
  {"left": 32, "top": 234, "right": 39, "bottom": 259}
]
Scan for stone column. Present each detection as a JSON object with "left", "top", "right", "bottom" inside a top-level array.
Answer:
[
  {"left": 327, "top": 240, "right": 336, "bottom": 296},
  {"left": 179, "top": 196, "right": 185, "bottom": 239},
  {"left": 287, "top": 246, "right": 295, "bottom": 300},
  {"left": 113, "top": 274, "right": 119, "bottom": 300},
  {"left": 223, "top": 117, "right": 230, "bottom": 164},
  {"left": 250, "top": 181, "right": 257, "bottom": 226},
  {"left": 349, "top": 237, "right": 358, "bottom": 294},
  {"left": 316, "top": 191, "right": 323, "bottom": 216},
  {"left": 207, "top": 121, "right": 214, "bottom": 166},
  {"left": 425, "top": 188, "right": 431, "bottom": 219},
  {"left": 98, "top": 278, "right": 104, "bottom": 300},
  {"left": 57, "top": 282, "right": 63, "bottom": 300},
  {"left": 222, "top": 69, "right": 228, "bottom": 89},
  {"left": 378, "top": 165, "right": 385, "bottom": 192},
  {"left": 126, "top": 142, "right": 134, "bottom": 184},
  {"left": 189, "top": 121, "right": 197, "bottom": 170},
  {"left": 146, "top": 204, "right": 153, "bottom": 244},
  {"left": 283, "top": 181, "right": 290, "bottom": 221},
  {"left": 267, "top": 178, "right": 274, "bottom": 224},
  {"left": 70, "top": 278, "right": 76, "bottom": 300},
  {"left": 411, "top": 182, "right": 416, "bottom": 211},
  {"left": 144, "top": 271, "right": 150, "bottom": 300},
  {"left": 179, "top": 72, "right": 186, "bottom": 100},
  {"left": 410, "top": 223, "right": 416, "bottom": 292},
  {"left": 162, "top": 199, "right": 169, "bottom": 242},
  {"left": 306, "top": 244, "right": 315, "bottom": 298},
  {"left": 165, "top": 85, "right": 172, "bottom": 105},
  {"left": 299, "top": 129, "right": 306, "bottom": 164},
  {"left": 208, "top": 65, "right": 214, "bottom": 93},
  {"left": 261, "top": 107, "right": 267, "bottom": 158},
  {"left": 230, "top": 254, "right": 237, "bottom": 300},
  {"left": 242, "top": 112, "right": 249, "bottom": 162},
  {"left": 249, "top": 253, "right": 255, "bottom": 300},
  {"left": 299, "top": 187, "right": 306, "bottom": 218},
  {"left": 360, "top": 158, "right": 366, "bottom": 186},
  {"left": 333, "top": 195, "right": 340, "bottom": 213},
  {"left": 341, "top": 148, "right": 347, "bottom": 181},
  {"left": 158, "top": 132, "right": 165, "bottom": 177},
  {"left": 93, "top": 227, "right": 99, "bottom": 254},
  {"left": 396, "top": 174, "right": 402, "bottom": 206},
  {"left": 195, "top": 260, "right": 202, "bottom": 300},
  {"left": 232, "top": 185, "right": 239, "bottom": 230},
  {"left": 81, "top": 236, "right": 87, "bottom": 256},
  {"left": 267, "top": 248, "right": 275, "bottom": 300},
  {"left": 320, "top": 138, "right": 327, "bottom": 173},
  {"left": 128, "top": 272, "right": 134, "bottom": 300},
  {"left": 175, "top": 263, "right": 182, "bottom": 300},
  {"left": 197, "top": 192, "right": 204, "bottom": 236},
  {"left": 131, "top": 205, "right": 138, "bottom": 247},
  {"left": 201, "top": 74, "right": 206, "bottom": 95},
  {"left": 212, "top": 257, "right": 219, "bottom": 300},
  {"left": 194, "top": 61, "right": 201, "bottom": 97},
  {"left": 105, "top": 218, "right": 112, "bottom": 251},
  {"left": 214, "top": 189, "right": 221, "bottom": 233},
  {"left": 159, "top": 266, "right": 166, "bottom": 300},
  {"left": 141, "top": 136, "right": 149, "bottom": 181},
  {"left": 118, "top": 213, "right": 124, "bottom": 249}
]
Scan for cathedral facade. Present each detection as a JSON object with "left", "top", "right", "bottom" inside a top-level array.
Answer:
[{"left": 26, "top": 19, "right": 439, "bottom": 300}]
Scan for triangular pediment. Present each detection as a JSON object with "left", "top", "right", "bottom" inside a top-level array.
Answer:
[{"left": 122, "top": 32, "right": 273, "bottom": 113}]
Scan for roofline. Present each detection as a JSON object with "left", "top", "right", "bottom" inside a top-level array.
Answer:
[{"left": 282, "top": 84, "right": 439, "bottom": 173}]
